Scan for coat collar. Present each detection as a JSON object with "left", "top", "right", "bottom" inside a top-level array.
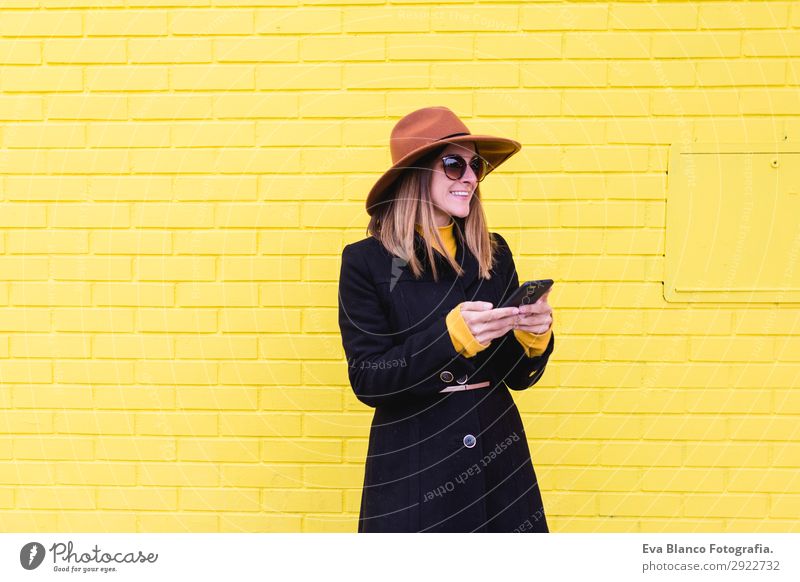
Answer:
[{"left": 412, "top": 217, "right": 480, "bottom": 288}]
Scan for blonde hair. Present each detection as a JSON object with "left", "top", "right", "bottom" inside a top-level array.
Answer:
[{"left": 366, "top": 146, "right": 499, "bottom": 282}]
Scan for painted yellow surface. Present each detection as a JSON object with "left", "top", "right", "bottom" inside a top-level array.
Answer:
[{"left": 0, "top": 2, "right": 798, "bottom": 533}]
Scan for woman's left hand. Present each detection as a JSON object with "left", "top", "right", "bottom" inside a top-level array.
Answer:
[{"left": 512, "top": 289, "right": 553, "bottom": 335}]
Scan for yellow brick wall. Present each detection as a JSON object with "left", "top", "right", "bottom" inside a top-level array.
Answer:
[{"left": 0, "top": 1, "right": 798, "bottom": 533}]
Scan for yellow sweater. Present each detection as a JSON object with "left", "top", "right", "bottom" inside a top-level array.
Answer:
[{"left": 414, "top": 221, "right": 553, "bottom": 359}]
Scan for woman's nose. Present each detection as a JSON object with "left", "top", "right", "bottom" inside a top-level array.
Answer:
[{"left": 460, "top": 163, "right": 478, "bottom": 186}]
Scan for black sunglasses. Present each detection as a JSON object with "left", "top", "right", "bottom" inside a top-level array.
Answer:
[{"left": 440, "top": 154, "right": 488, "bottom": 182}]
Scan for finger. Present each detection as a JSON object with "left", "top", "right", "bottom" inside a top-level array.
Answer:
[
  {"left": 460, "top": 301, "right": 494, "bottom": 312},
  {"left": 487, "top": 306, "right": 520, "bottom": 320}
]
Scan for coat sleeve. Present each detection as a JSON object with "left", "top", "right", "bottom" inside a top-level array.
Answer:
[
  {"left": 488, "top": 233, "right": 555, "bottom": 391},
  {"left": 338, "top": 243, "right": 476, "bottom": 408}
]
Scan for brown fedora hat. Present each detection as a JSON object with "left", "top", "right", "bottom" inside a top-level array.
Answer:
[{"left": 365, "top": 106, "right": 521, "bottom": 216}]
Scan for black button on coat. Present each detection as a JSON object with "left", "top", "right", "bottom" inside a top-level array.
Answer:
[{"left": 337, "top": 219, "right": 555, "bottom": 532}]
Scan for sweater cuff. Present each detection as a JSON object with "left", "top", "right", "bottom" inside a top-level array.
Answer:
[
  {"left": 513, "top": 321, "right": 553, "bottom": 358},
  {"left": 446, "top": 303, "right": 491, "bottom": 358}
]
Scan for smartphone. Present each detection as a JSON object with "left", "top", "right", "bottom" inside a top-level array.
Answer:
[{"left": 499, "top": 279, "right": 554, "bottom": 309}]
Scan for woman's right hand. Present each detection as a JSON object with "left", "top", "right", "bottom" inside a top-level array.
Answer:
[{"left": 458, "top": 301, "right": 520, "bottom": 345}]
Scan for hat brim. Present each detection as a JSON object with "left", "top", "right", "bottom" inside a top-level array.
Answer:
[{"left": 365, "top": 134, "right": 521, "bottom": 216}]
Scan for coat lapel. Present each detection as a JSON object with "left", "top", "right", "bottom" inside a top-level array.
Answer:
[{"left": 411, "top": 217, "right": 480, "bottom": 290}]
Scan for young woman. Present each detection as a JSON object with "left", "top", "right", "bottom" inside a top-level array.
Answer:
[{"left": 337, "top": 106, "right": 555, "bottom": 532}]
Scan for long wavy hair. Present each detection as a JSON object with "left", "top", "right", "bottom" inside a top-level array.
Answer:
[{"left": 366, "top": 145, "right": 499, "bottom": 282}]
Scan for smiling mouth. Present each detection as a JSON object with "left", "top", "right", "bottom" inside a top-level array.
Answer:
[{"left": 450, "top": 191, "right": 470, "bottom": 198}]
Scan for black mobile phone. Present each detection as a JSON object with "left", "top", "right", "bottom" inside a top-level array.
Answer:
[{"left": 499, "top": 279, "right": 554, "bottom": 309}]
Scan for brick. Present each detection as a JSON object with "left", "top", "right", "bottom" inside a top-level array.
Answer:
[
  {"left": 170, "top": 10, "right": 253, "bottom": 35},
  {"left": 47, "top": 95, "right": 127, "bottom": 120},
  {"left": 92, "top": 335, "right": 174, "bottom": 358},
  {"left": 45, "top": 39, "right": 126, "bottom": 64},
  {"left": 386, "top": 33, "right": 472, "bottom": 60},
  {"left": 54, "top": 412, "right": 135, "bottom": 435},
  {"left": 172, "top": 122, "right": 255, "bottom": 147},
  {"left": 47, "top": 150, "right": 129, "bottom": 174},
  {"left": 94, "top": 437, "right": 176, "bottom": 461},
  {"left": 215, "top": 93, "right": 298, "bottom": 119},
  {"left": 563, "top": 90, "right": 650, "bottom": 116},
  {"left": 0, "top": 309, "right": 50, "bottom": 331},
  {"left": 50, "top": 203, "right": 130, "bottom": 227},
  {"left": 174, "top": 386, "right": 258, "bottom": 409},
  {"left": 132, "top": 203, "right": 215, "bottom": 228},
  {"left": 0, "top": 96, "right": 42, "bottom": 120},
  {"left": 220, "top": 309, "right": 300, "bottom": 333},
  {"left": 259, "top": 283, "right": 337, "bottom": 309},
  {"left": 136, "top": 258, "right": 216, "bottom": 282},
  {"left": 219, "top": 412, "right": 302, "bottom": 436},
  {"left": 175, "top": 336, "right": 257, "bottom": 359},
  {"left": 609, "top": 60, "right": 695, "bottom": 87},
  {"left": 136, "top": 412, "right": 217, "bottom": 435},
  {"left": 139, "top": 463, "right": 220, "bottom": 487},
  {"left": 15, "top": 436, "right": 94, "bottom": 460},
  {"left": 0, "top": 463, "right": 55, "bottom": 485},
  {"left": 214, "top": 38, "right": 298, "bottom": 63},
  {"left": 700, "top": 2, "right": 789, "bottom": 29},
  {"left": 610, "top": 4, "right": 697, "bottom": 30},
  {"left": 217, "top": 203, "right": 299, "bottom": 228},
  {"left": 3, "top": 123, "right": 86, "bottom": 149},
  {"left": 696, "top": 60, "right": 784, "bottom": 86},
  {"left": 132, "top": 298, "right": 217, "bottom": 331},
  {"left": 90, "top": 229, "right": 172, "bottom": 254},
  {"left": 173, "top": 177, "right": 256, "bottom": 203},
  {"left": 11, "top": 334, "right": 91, "bottom": 357},
  {"left": 180, "top": 487, "right": 260, "bottom": 511},
  {"left": 564, "top": 32, "right": 649, "bottom": 59},
  {"left": 130, "top": 95, "right": 213, "bottom": 120},
  {"left": 652, "top": 32, "right": 741, "bottom": 57},
  {"left": 86, "top": 67, "right": 169, "bottom": 91},
  {"left": 92, "top": 283, "right": 174, "bottom": 307},
  {"left": 17, "top": 487, "right": 95, "bottom": 510},
  {"left": 86, "top": 123, "right": 170, "bottom": 148},
  {"left": 0, "top": 40, "right": 41, "bottom": 64},
  {"left": 55, "top": 361, "right": 134, "bottom": 384},
  {"left": 175, "top": 283, "right": 258, "bottom": 307},
  {"left": 219, "top": 361, "right": 301, "bottom": 386},
  {"left": 258, "top": 8, "right": 341, "bottom": 33},
  {"left": 173, "top": 231, "right": 256, "bottom": 255},
  {"left": 12, "top": 385, "right": 94, "bottom": 409},
  {"left": 178, "top": 438, "right": 258, "bottom": 463},
  {"left": 257, "top": 64, "right": 340, "bottom": 89},
  {"left": 261, "top": 439, "right": 341, "bottom": 463},
  {"left": 94, "top": 386, "right": 175, "bottom": 410},
  {"left": 1, "top": 66, "right": 82, "bottom": 92},
  {"left": 522, "top": 61, "right": 606, "bottom": 88},
  {"left": 0, "top": 12, "right": 82, "bottom": 36},
  {"left": 85, "top": 10, "right": 168, "bottom": 36},
  {"left": 152, "top": 34, "right": 227, "bottom": 59},
  {"left": 53, "top": 462, "right": 136, "bottom": 486},
  {"left": 97, "top": 487, "right": 177, "bottom": 511},
  {"left": 51, "top": 258, "right": 132, "bottom": 282},
  {"left": 433, "top": 62, "right": 518, "bottom": 88},
  {"left": 0, "top": 257, "right": 48, "bottom": 281},
  {"left": 263, "top": 489, "right": 341, "bottom": 512},
  {"left": 171, "top": 65, "right": 254, "bottom": 90},
  {"left": 219, "top": 257, "right": 301, "bottom": 281},
  {"left": 8, "top": 229, "right": 88, "bottom": 256},
  {"left": 136, "top": 362, "right": 218, "bottom": 385}
]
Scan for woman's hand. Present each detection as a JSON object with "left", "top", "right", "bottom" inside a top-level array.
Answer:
[
  {"left": 512, "top": 289, "right": 553, "bottom": 334},
  {"left": 459, "top": 302, "right": 520, "bottom": 345}
]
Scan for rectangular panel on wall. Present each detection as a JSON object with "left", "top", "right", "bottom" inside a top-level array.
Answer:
[{"left": 666, "top": 142, "right": 800, "bottom": 303}]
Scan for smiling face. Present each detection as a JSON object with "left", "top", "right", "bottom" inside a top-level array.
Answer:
[{"left": 427, "top": 141, "right": 480, "bottom": 227}]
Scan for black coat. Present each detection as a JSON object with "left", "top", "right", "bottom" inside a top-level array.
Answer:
[{"left": 337, "top": 218, "right": 555, "bottom": 532}]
